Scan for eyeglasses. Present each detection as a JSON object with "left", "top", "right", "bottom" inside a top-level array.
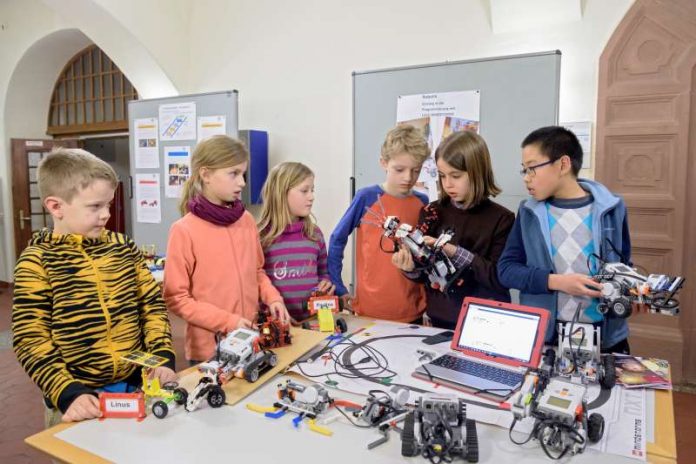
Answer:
[{"left": 519, "top": 159, "right": 555, "bottom": 177}]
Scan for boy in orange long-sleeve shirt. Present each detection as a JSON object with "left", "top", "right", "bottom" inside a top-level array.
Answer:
[{"left": 328, "top": 125, "right": 429, "bottom": 322}]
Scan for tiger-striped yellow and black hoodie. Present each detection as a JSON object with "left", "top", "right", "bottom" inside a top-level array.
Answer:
[{"left": 12, "top": 229, "right": 175, "bottom": 413}]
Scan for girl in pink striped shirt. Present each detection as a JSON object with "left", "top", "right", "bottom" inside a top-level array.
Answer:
[{"left": 258, "top": 162, "right": 334, "bottom": 321}]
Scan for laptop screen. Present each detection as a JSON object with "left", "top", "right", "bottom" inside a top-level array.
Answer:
[{"left": 456, "top": 302, "right": 541, "bottom": 364}]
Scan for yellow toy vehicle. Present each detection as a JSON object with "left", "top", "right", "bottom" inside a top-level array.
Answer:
[{"left": 121, "top": 351, "right": 188, "bottom": 419}]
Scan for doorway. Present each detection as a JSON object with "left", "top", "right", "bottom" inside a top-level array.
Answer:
[
  {"left": 82, "top": 136, "right": 132, "bottom": 237},
  {"left": 595, "top": 0, "right": 696, "bottom": 383}
]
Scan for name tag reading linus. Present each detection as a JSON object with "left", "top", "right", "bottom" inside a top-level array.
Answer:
[{"left": 99, "top": 392, "right": 146, "bottom": 420}]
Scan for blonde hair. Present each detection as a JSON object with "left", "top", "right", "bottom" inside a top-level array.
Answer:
[
  {"left": 37, "top": 148, "right": 118, "bottom": 202},
  {"left": 179, "top": 135, "right": 250, "bottom": 215},
  {"left": 381, "top": 125, "right": 429, "bottom": 164},
  {"left": 435, "top": 131, "right": 501, "bottom": 206},
  {"left": 258, "top": 162, "right": 317, "bottom": 249}
]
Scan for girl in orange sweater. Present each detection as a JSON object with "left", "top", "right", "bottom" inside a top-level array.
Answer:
[{"left": 164, "top": 135, "right": 289, "bottom": 363}]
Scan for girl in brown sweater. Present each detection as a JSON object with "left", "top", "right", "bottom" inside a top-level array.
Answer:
[{"left": 392, "top": 131, "right": 514, "bottom": 329}]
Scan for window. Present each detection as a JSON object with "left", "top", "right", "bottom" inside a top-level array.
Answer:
[{"left": 47, "top": 45, "right": 138, "bottom": 136}]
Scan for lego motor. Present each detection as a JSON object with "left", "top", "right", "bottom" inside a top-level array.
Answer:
[{"left": 400, "top": 393, "right": 479, "bottom": 463}]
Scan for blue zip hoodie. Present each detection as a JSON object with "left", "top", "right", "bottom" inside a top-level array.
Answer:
[{"left": 497, "top": 179, "right": 632, "bottom": 348}]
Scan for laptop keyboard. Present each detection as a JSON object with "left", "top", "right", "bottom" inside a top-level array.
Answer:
[{"left": 431, "top": 354, "right": 523, "bottom": 387}]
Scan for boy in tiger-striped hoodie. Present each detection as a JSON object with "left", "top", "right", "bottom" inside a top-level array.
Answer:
[{"left": 12, "top": 148, "right": 176, "bottom": 427}]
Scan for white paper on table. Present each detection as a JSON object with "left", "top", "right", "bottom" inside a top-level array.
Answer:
[
  {"left": 197, "top": 115, "right": 226, "bottom": 142},
  {"left": 589, "top": 386, "right": 647, "bottom": 461},
  {"left": 135, "top": 173, "right": 162, "bottom": 223},
  {"left": 159, "top": 102, "right": 196, "bottom": 141},
  {"left": 134, "top": 118, "right": 159, "bottom": 169},
  {"left": 289, "top": 321, "right": 511, "bottom": 427},
  {"left": 164, "top": 146, "right": 191, "bottom": 198}
]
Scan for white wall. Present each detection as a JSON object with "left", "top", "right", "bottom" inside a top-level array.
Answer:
[
  {"left": 0, "top": 0, "right": 179, "bottom": 282},
  {"left": 0, "top": 0, "right": 634, "bottom": 282}
]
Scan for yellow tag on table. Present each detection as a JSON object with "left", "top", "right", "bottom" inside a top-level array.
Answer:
[{"left": 317, "top": 308, "right": 335, "bottom": 332}]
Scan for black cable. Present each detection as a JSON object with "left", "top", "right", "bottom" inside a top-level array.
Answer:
[
  {"left": 472, "top": 387, "right": 515, "bottom": 396},
  {"left": 568, "top": 303, "right": 581, "bottom": 374},
  {"left": 535, "top": 418, "right": 586, "bottom": 460},
  {"left": 605, "top": 238, "right": 628, "bottom": 264},
  {"left": 586, "top": 252, "right": 605, "bottom": 274},
  {"left": 294, "top": 333, "right": 511, "bottom": 411},
  {"left": 508, "top": 417, "right": 536, "bottom": 445},
  {"left": 379, "top": 234, "right": 398, "bottom": 254}
]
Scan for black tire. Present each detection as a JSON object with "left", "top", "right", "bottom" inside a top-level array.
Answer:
[
  {"left": 465, "top": 419, "right": 479, "bottom": 463},
  {"left": 173, "top": 387, "right": 188, "bottom": 405},
  {"left": 152, "top": 401, "right": 169, "bottom": 419},
  {"left": 600, "top": 355, "right": 616, "bottom": 390},
  {"left": 611, "top": 297, "right": 632, "bottom": 319},
  {"left": 401, "top": 412, "right": 418, "bottom": 457},
  {"left": 246, "top": 367, "right": 260, "bottom": 383},
  {"left": 301, "top": 321, "right": 311, "bottom": 330},
  {"left": 597, "top": 302, "right": 609, "bottom": 315},
  {"left": 207, "top": 385, "right": 226, "bottom": 408},
  {"left": 587, "top": 413, "right": 605, "bottom": 443},
  {"left": 335, "top": 317, "right": 348, "bottom": 334}
]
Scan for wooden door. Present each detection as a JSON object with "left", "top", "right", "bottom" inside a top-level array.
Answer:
[
  {"left": 11, "top": 138, "right": 78, "bottom": 258},
  {"left": 595, "top": 0, "right": 696, "bottom": 383}
]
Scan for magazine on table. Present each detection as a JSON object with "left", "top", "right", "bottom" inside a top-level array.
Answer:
[{"left": 614, "top": 354, "right": 671, "bottom": 390}]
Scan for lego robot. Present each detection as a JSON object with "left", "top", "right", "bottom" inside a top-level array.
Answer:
[
  {"left": 257, "top": 307, "right": 292, "bottom": 349},
  {"left": 274, "top": 380, "right": 333, "bottom": 419},
  {"left": 381, "top": 216, "right": 460, "bottom": 292},
  {"left": 400, "top": 393, "right": 479, "bottom": 463},
  {"left": 354, "top": 387, "right": 411, "bottom": 449},
  {"left": 553, "top": 262, "right": 684, "bottom": 388},
  {"left": 510, "top": 368, "right": 605, "bottom": 459},
  {"left": 301, "top": 289, "right": 348, "bottom": 334},
  {"left": 185, "top": 373, "right": 226, "bottom": 413},
  {"left": 556, "top": 321, "right": 616, "bottom": 389},
  {"left": 120, "top": 350, "right": 188, "bottom": 419},
  {"left": 202, "top": 328, "right": 278, "bottom": 383},
  {"left": 186, "top": 328, "right": 278, "bottom": 413},
  {"left": 593, "top": 262, "right": 684, "bottom": 318}
]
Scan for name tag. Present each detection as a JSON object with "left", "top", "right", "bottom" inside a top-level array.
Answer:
[{"left": 99, "top": 392, "right": 146, "bottom": 420}]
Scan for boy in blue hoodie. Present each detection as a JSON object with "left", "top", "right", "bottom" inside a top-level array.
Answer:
[{"left": 497, "top": 126, "right": 631, "bottom": 354}]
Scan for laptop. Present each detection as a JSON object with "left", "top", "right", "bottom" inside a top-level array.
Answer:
[{"left": 413, "top": 297, "right": 549, "bottom": 401}]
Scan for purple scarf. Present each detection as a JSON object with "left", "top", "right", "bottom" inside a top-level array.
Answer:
[{"left": 188, "top": 195, "right": 245, "bottom": 226}]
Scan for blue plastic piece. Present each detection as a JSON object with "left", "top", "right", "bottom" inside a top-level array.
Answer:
[
  {"left": 265, "top": 409, "right": 287, "bottom": 419},
  {"left": 292, "top": 414, "right": 304, "bottom": 428}
]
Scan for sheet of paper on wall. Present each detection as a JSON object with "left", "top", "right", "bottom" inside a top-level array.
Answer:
[
  {"left": 396, "top": 90, "right": 481, "bottom": 201},
  {"left": 197, "top": 115, "right": 226, "bottom": 143},
  {"left": 134, "top": 117, "right": 160, "bottom": 168},
  {"left": 135, "top": 173, "right": 162, "bottom": 223},
  {"left": 562, "top": 121, "right": 592, "bottom": 169},
  {"left": 164, "top": 146, "right": 191, "bottom": 198},
  {"left": 159, "top": 101, "right": 196, "bottom": 141}
]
